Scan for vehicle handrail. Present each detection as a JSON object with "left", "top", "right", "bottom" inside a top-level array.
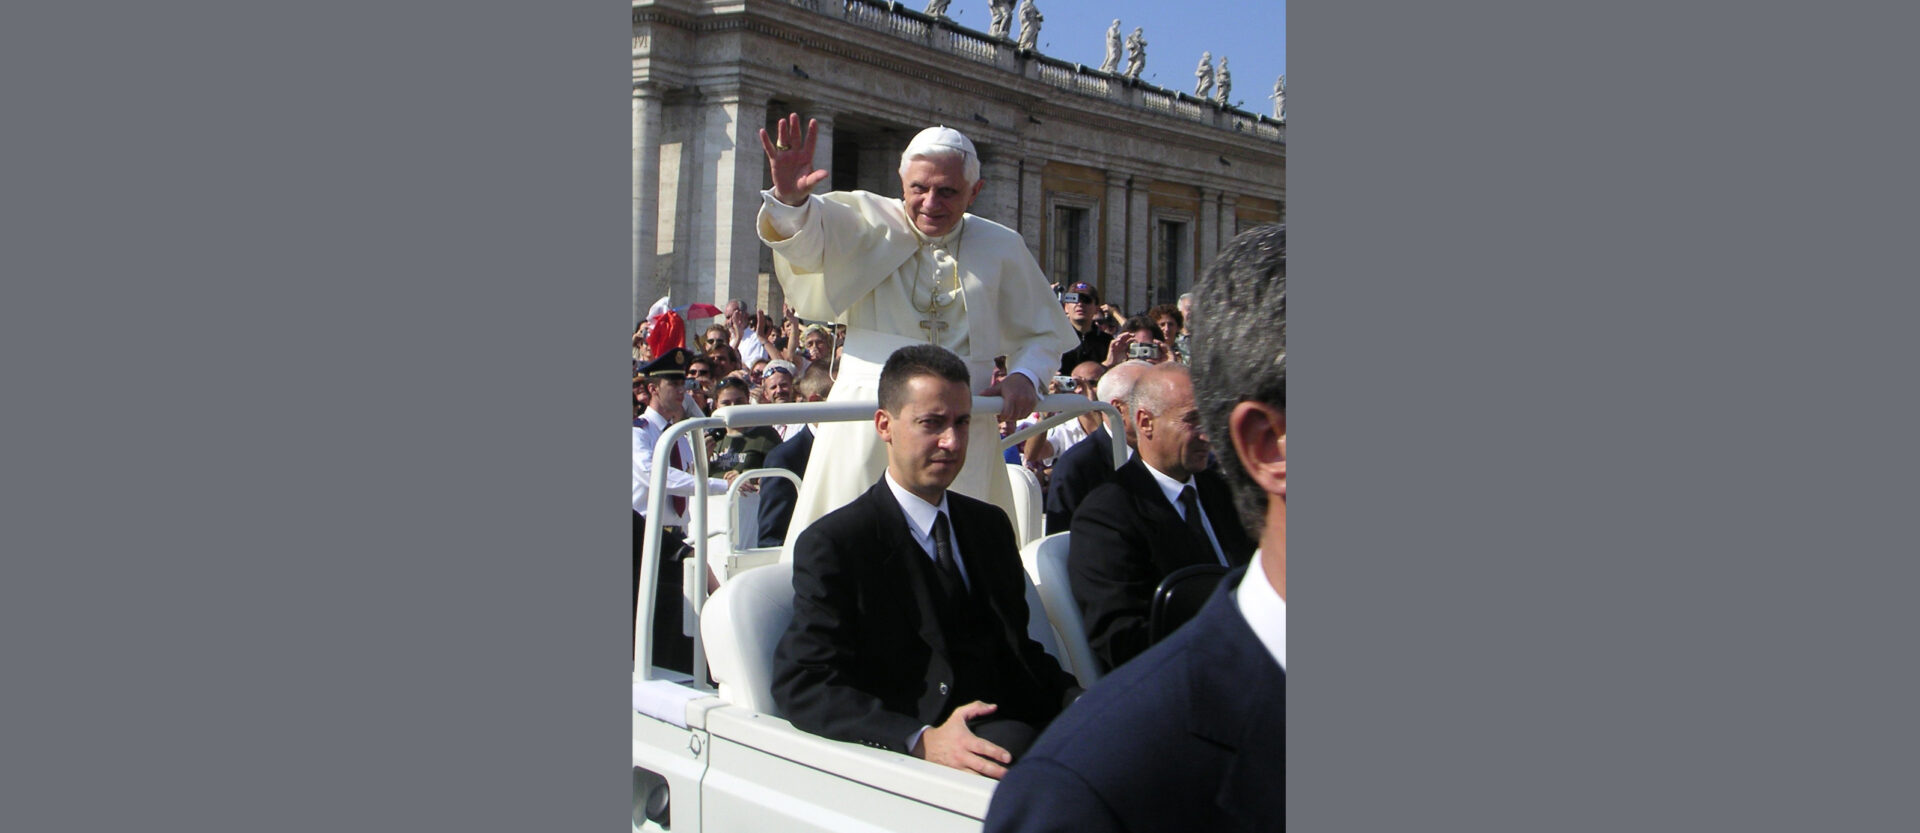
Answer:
[
  {"left": 727, "top": 466, "right": 803, "bottom": 554},
  {"left": 635, "top": 393, "right": 1123, "bottom": 687}
]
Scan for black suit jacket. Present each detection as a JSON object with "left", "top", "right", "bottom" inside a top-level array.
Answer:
[
  {"left": 983, "top": 567, "right": 1284, "bottom": 833},
  {"left": 755, "top": 426, "right": 813, "bottom": 547},
  {"left": 1068, "top": 457, "right": 1256, "bottom": 672},
  {"left": 1043, "top": 426, "right": 1118, "bottom": 535},
  {"left": 772, "top": 479, "right": 1083, "bottom": 754}
]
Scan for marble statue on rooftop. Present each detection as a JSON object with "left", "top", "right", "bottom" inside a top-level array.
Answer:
[
  {"left": 988, "top": 0, "right": 1014, "bottom": 40},
  {"left": 1124, "top": 27, "right": 1146, "bottom": 79},
  {"left": 1100, "top": 20, "right": 1122, "bottom": 73},
  {"left": 925, "top": 0, "right": 950, "bottom": 17},
  {"left": 1216, "top": 56, "right": 1232, "bottom": 105},
  {"left": 1194, "top": 51, "right": 1214, "bottom": 98},
  {"left": 1272, "top": 75, "right": 1286, "bottom": 121},
  {"left": 1016, "top": 0, "right": 1042, "bottom": 51}
]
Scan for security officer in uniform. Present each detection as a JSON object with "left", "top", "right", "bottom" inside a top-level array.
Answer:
[{"left": 633, "top": 347, "right": 731, "bottom": 671}]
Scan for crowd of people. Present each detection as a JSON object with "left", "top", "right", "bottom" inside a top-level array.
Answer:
[{"left": 633, "top": 113, "right": 1283, "bottom": 830}]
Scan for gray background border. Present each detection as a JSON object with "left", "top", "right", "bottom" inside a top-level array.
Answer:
[{"left": 5, "top": 0, "right": 1918, "bottom": 830}]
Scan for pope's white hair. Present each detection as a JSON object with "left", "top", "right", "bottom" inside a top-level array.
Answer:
[{"left": 898, "top": 125, "right": 980, "bottom": 186}]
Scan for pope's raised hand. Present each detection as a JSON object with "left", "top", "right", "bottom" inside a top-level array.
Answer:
[{"left": 760, "top": 112, "right": 829, "bottom": 207}]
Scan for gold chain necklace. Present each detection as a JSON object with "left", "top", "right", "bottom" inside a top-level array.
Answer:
[{"left": 912, "top": 219, "right": 965, "bottom": 342}]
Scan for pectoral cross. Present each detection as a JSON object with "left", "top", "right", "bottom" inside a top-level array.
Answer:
[{"left": 918, "top": 316, "right": 949, "bottom": 343}]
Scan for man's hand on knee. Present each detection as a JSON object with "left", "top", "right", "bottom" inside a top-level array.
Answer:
[{"left": 911, "top": 701, "right": 1012, "bottom": 779}]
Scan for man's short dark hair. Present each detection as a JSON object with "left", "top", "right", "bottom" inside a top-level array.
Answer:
[
  {"left": 878, "top": 344, "right": 971, "bottom": 414},
  {"left": 1191, "top": 224, "right": 1284, "bottom": 539}
]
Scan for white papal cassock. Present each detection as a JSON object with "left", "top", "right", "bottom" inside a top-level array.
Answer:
[{"left": 757, "top": 189, "right": 1077, "bottom": 556}]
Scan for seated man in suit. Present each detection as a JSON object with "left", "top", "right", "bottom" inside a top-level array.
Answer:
[
  {"left": 984, "top": 224, "right": 1285, "bottom": 833},
  {"left": 1068, "top": 361, "right": 1257, "bottom": 672},
  {"left": 1042, "top": 359, "right": 1152, "bottom": 533},
  {"left": 773, "top": 344, "right": 1083, "bottom": 779}
]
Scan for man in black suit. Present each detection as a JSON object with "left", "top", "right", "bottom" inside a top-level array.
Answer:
[
  {"left": 772, "top": 344, "right": 1082, "bottom": 779},
  {"left": 985, "top": 224, "right": 1285, "bottom": 833},
  {"left": 1042, "top": 359, "right": 1151, "bottom": 534},
  {"left": 1068, "top": 354, "right": 1256, "bottom": 673}
]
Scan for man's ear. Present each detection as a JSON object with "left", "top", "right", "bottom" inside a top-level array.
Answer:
[
  {"left": 1133, "top": 405, "right": 1154, "bottom": 441},
  {"left": 1229, "top": 402, "right": 1286, "bottom": 498},
  {"left": 875, "top": 409, "right": 893, "bottom": 444},
  {"left": 969, "top": 179, "right": 985, "bottom": 202}
]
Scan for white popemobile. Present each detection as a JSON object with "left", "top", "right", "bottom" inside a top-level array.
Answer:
[{"left": 632, "top": 393, "right": 1124, "bottom": 832}]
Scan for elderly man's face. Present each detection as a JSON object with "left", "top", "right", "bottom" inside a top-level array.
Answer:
[
  {"left": 1138, "top": 372, "right": 1210, "bottom": 480},
  {"left": 803, "top": 330, "right": 831, "bottom": 360},
  {"left": 900, "top": 156, "right": 983, "bottom": 237}
]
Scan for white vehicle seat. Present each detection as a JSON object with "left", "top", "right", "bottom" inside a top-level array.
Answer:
[
  {"left": 1022, "top": 532, "right": 1102, "bottom": 688},
  {"left": 1019, "top": 571, "right": 1066, "bottom": 671},
  {"left": 1005, "top": 463, "right": 1044, "bottom": 548},
  {"left": 701, "top": 561, "right": 795, "bottom": 716},
  {"left": 701, "top": 558, "right": 1067, "bottom": 718}
]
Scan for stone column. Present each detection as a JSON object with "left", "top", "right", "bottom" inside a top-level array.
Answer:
[
  {"left": 633, "top": 84, "right": 665, "bottom": 325},
  {"left": 978, "top": 153, "right": 1020, "bottom": 231},
  {"left": 855, "top": 136, "right": 896, "bottom": 195},
  {"left": 691, "top": 85, "right": 771, "bottom": 308},
  {"left": 1102, "top": 170, "right": 1129, "bottom": 300},
  {"left": 1019, "top": 157, "right": 1045, "bottom": 265},
  {"left": 1126, "top": 177, "right": 1152, "bottom": 312},
  {"left": 1220, "top": 193, "right": 1239, "bottom": 250},
  {"left": 809, "top": 111, "right": 835, "bottom": 194},
  {"left": 1198, "top": 186, "right": 1220, "bottom": 286}
]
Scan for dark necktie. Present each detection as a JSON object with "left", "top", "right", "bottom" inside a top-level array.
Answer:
[
  {"left": 931, "top": 512, "right": 966, "bottom": 602},
  {"left": 668, "top": 436, "right": 688, "bottom": 519},
  {"left": 1178, "top": 485, "right": 1222, "bottom": 565}
]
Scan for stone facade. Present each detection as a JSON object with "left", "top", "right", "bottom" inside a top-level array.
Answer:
[{"left": 633, "top": 0, "right": 1285, "bottom": 323}]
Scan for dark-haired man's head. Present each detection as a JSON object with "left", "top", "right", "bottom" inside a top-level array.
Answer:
[
  {"left": 876, "top": 345, "right": 973, "bottom": 504},
  {"left": 1191, "top": 224, "right": 1285, "bottom": 541},
  {"left": 1061, "top": 281, "right": 1101, "bottom": 329}
]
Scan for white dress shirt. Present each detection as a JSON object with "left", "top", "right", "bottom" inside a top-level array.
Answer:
[
  {"left": 1235, "top": 550, "right": 1285, "bottom": 671},
  {"left": 1141, "top": 461, "right": 1229, "bottom": 566},
  {"left": 883, "top": 471, "right": 970, "bottom": 590},
  {"left": 884, "top": 471, "right": 973, "bottom": 753},
  {"left": 632, "top": 408, "right": 731, "bottom": 523}
]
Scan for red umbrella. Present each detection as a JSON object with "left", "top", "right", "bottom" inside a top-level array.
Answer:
[{"left": 680, "top": 303, "right": 724, "bottom": 320}]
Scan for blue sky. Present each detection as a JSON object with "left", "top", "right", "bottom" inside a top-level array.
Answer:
[{"left": 935, "top": 0, "right": 1286, "bottom": 115}]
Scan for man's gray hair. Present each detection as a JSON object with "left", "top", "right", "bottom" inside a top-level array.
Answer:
[
  {"left": 1096, "top": 359, "right": 1153, "bottom": 406},
  {"left": 898, "top": 125, "right": 981, "bottom": 186},
  {"left": 1191, "top": 224, "right": 1284, "bottom": 539}
]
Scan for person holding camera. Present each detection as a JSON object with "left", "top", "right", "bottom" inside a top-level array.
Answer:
[
  {"left": 1103, "top": 316, "right": 1172, "bottom": 366},
  {"left": 1057, "top": 281, "right": 1114, "bottom": 374}
]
